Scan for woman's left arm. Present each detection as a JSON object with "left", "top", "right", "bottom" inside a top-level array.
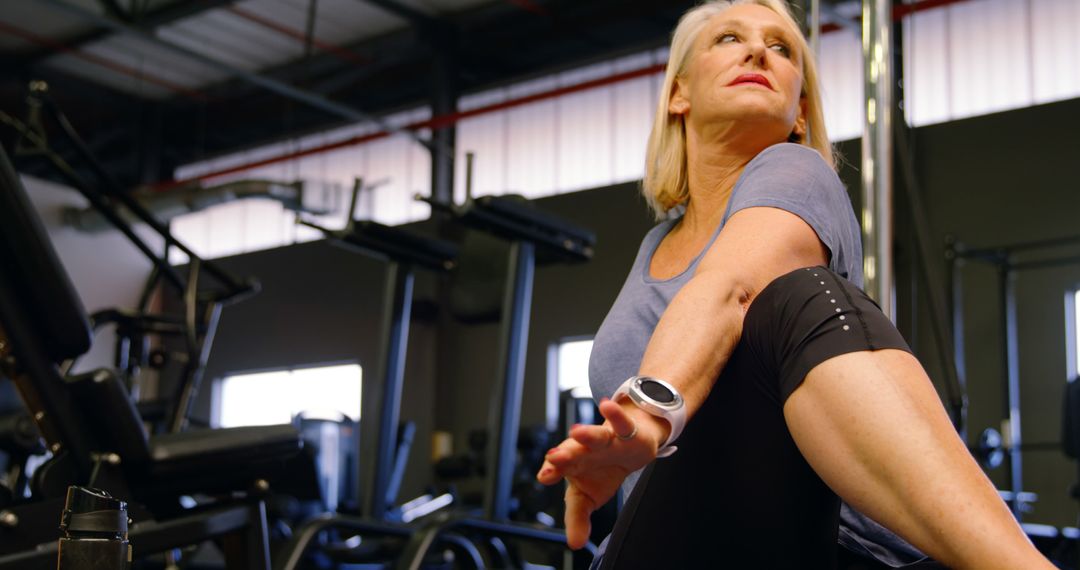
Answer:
[
  {"left": 637, "top": 205, "right": 829, "bottom": 431},
  {"left": 539, "top": 205, "right": 828, "bottom": 547}
]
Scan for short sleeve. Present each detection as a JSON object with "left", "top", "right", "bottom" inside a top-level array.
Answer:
[{"left": 721, "top": 143, "right": 863, "bottom": 285}]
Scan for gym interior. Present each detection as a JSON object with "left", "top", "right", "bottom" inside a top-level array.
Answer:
[{"left": 1, "top": 0, "right": 1080, "bottom": 568}]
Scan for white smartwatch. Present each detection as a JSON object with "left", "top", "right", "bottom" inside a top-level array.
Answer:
[{"left": 612, "top": 376, "right": 687, "bottom": 458}]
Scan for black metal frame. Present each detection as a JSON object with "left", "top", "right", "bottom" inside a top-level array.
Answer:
[
  {"left": 0, "top": 138, "right": 301, "bottom": 569},
  {"left": 368, "top": 261, "right": 415, "bottom": 519},
  {"left": 947, "top": 234, "right": 1080, "bottom": 518},
  {"left": 397, "top": 152, "right": 597, "bottom": 567},
  {"left": 299, "top": 179, "right": 459, "bottom": 520},
  {"left": 395, "top": 512, "right": 598, "bottom": 570},
  {"left": 274, "top": 183, "right": 461, "bottom": 569},
  {"left": 0, "top": 499, "right": 271, "bottom": 570},
  {"left": 485, "top": 239, "right": 535, "bottom": 521},
  {"left": 3, "top": 85, "right": 257, "bottom": 434}
]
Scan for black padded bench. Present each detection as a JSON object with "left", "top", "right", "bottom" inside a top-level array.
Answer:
[{"left": 0, "top": 142, "right": 317, "bottom": 568}]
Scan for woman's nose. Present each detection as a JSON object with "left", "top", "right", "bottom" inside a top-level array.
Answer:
[{"left": 743, "top": 39, "right": 768, "bottom": 67}]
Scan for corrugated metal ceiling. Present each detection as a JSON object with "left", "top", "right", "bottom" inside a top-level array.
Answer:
[{"left": 1, "top": 0, "right": 504, "bottom": 99}]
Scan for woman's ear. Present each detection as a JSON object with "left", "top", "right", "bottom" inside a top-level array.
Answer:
[
  {"left": 792, "top": 96, "right": 808, "bottom": 139},
  {"left": 668, "top": 78, "right": 690, "bottom": 115}
]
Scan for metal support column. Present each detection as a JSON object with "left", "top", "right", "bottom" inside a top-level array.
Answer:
[
  {"left": 1000, "top": 265, "right": 1024, "bottom": 518},
  {"left": 484, "top": 240, "right": 535, "bottom": 521},
  {"left": 169, "top": 300, "right": 223, "bottom": 433},
  {"left": 429, "top": 31, "right": 457, "bottom": 205},
  {"left": 948, "top": 249, "right": 969, "bottom": 439},
  {"left": 861, "top": 0, "right": 895, "bottom": 320},
  {"left": 364, "top": 262, "right": 415, "bottom": 519}
]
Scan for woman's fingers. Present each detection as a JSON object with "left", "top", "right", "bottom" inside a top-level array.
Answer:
[
  {"left": 537, "top": 437, "right": 590, "bottom": 483},
  {"left": 536, "top": 458, "right": 562, "bottom": 485},
  {"left": 564, "top": 482, "right": 594, "bottom": 550},
  {"left": 569, "top": 424, "right": 615, "bottom": 451},
  {"left": 598, "top": 398, "right": 637, "bottom": 441}
]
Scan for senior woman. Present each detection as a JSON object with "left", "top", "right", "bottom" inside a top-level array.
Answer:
[{"left": 536, "top": 1, "right": 1054, "bottom": 568}]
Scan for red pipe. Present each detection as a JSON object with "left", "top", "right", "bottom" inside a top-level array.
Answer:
[
  {"left": 896, "top": 0, "right": 973, "bottom": 19},
  {"left": 155, "top": 0, "right": 971, "bottom": 189},
  {"left": 154, "top": 61, "right": 667, "bottom": 190},
  {"left": 0, "top": 20, "right": 207, "bottom": 101}
]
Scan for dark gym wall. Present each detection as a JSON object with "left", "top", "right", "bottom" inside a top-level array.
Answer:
[{"left": 882, "top": 97, "right": 1080, "bottom": 527}]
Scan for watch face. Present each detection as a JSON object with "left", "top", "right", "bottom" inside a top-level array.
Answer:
[{"left": 639, "top": 379, "right": 676, "bottom": 404}]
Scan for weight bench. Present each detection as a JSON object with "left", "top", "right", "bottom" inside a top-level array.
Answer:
[
  {"left": 275, "top": 183, "right": 464, "bottom": 569},
  {"left": 0, "top": 143, "right": 317, "bottom": 568},
  {"left": 396, "top": 153, "right": 598, "bottom": 569}
]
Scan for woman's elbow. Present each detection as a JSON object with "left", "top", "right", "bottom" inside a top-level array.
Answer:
[{"left": 690, "top": 270, "right": 756, "bottom": 317}]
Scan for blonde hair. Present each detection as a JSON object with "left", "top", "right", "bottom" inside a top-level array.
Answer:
[{"left": 643, "top": 0, "right": 834, "bottom": 218}]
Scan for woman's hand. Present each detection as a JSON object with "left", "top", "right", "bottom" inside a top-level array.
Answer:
[{"left": 536, "top": 398, "right": 667, "bottom": 549}]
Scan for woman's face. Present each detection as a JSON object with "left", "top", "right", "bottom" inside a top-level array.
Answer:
[{"left": 671, "top": 4, "right": 806, "bottom": 144}]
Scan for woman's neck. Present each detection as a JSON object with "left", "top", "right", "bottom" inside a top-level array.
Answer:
[{"left": 680, "top": 129, "right": 762, "bottom": 239}]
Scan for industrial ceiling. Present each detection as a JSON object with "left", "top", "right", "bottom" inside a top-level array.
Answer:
[{"left": 0, "top": 0, "right": 878, "bottom": 191}]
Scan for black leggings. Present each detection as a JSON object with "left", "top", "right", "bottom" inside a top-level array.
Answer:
[{"left": 598, "top": 266, "right": 911, "bottom": 569}]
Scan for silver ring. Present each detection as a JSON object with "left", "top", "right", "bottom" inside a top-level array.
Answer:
[{"left": 616, "top": 423, "right": 638, "bottom": 441}]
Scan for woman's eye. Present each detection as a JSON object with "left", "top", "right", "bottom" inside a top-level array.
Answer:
[
  {"left": 717, "top": 33, "right": 738, "bottom": 44},
  {"left": 770, "top": 43, "right": 791, "bottom": 57}
]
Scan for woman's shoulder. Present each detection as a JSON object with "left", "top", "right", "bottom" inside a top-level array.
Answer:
[
  {"left": 748, "top": 142, "right": 833, "bottom": 174},
  {"left": 738, "top": 143, "right": 842, "bottom": 196}
]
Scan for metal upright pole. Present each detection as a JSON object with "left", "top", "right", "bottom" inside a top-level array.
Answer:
[
  {"left": 484, "top": 240, "right": 535, "bottom": 521},
  {"left": 364, "top": 262, "right": 415, "bottom": 519},
  {"left": 429, "top": 31, "right": 458, "bottom": 206},
  {"left": 1000, "top": 264, "right": 1024, "bottom": 518},
  {"left": 861, "top": 0, "right": 895, "bottom": 320},
  {"left": 948, "top": 250, "right": 969, "bottom": 440}
]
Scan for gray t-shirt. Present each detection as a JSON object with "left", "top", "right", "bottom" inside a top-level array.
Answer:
[{"left": 588, "top": 143, "right": 924, "bottom": 566}]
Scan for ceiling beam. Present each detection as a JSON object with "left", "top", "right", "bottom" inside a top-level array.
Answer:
[
  {"left": 17, "top": 0, "right": 238, "bottom": 68},
  {"left": 96, "top": 0, "right": 134, "bottom": 22},
  {"left": 358, "top": 0, "right": 440, "bottom": 28}
]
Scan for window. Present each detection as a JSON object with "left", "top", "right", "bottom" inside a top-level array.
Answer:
[
  {"left": 1067, "top": 289, "right": 1079, "bottom": 381},
  {"left": 547, "top": 338, "right": 594, "bottom": 430},
  {"left": 214, "top": 363, "right": 362, "bottom": 428},
  {"left": 554, "top": 338, "right": 594, "bottom": 398}
]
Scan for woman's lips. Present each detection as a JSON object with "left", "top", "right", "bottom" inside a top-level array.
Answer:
[{"left": 728, "top": 74, "right": 773, "bottom": 89}]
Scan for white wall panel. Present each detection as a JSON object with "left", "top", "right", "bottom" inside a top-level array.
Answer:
[
  {"left": 205, "top": 200, "right": 247, "bottom": 258},
  {"left": 948, "top": 0, "right": 1033, "bottom": 120},
  {"left": 904, "top": 6, "right": 952, "bottom": 126},
  {"left": 242, "top": 199, "right": 289, "bottom": 253},
  {"left": 612, "top": 52, "right": 658, "bottom": 184},
  {"left": 818, "top": 29, "right": 863, "bottom": 142},
  {"left": 1031, "top": 0, "right": 1080, "bottom": 104},
  {"left": 505, "top": 77, "right": 559, "bottom": 199},
  {"left": 456, "top": 91, "right": 508, "bottom": 202},
  {"left": 556, "top": 62, "right": 617, "bottom": 194}
]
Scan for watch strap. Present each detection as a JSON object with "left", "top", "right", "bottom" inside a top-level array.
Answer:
[{"left": 613, "top": 376, "right": 686, "bottom": 457}]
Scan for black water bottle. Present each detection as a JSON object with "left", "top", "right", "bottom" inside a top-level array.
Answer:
[{"left": 57, "top": 486, "right": 131, "bottom": 569}]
